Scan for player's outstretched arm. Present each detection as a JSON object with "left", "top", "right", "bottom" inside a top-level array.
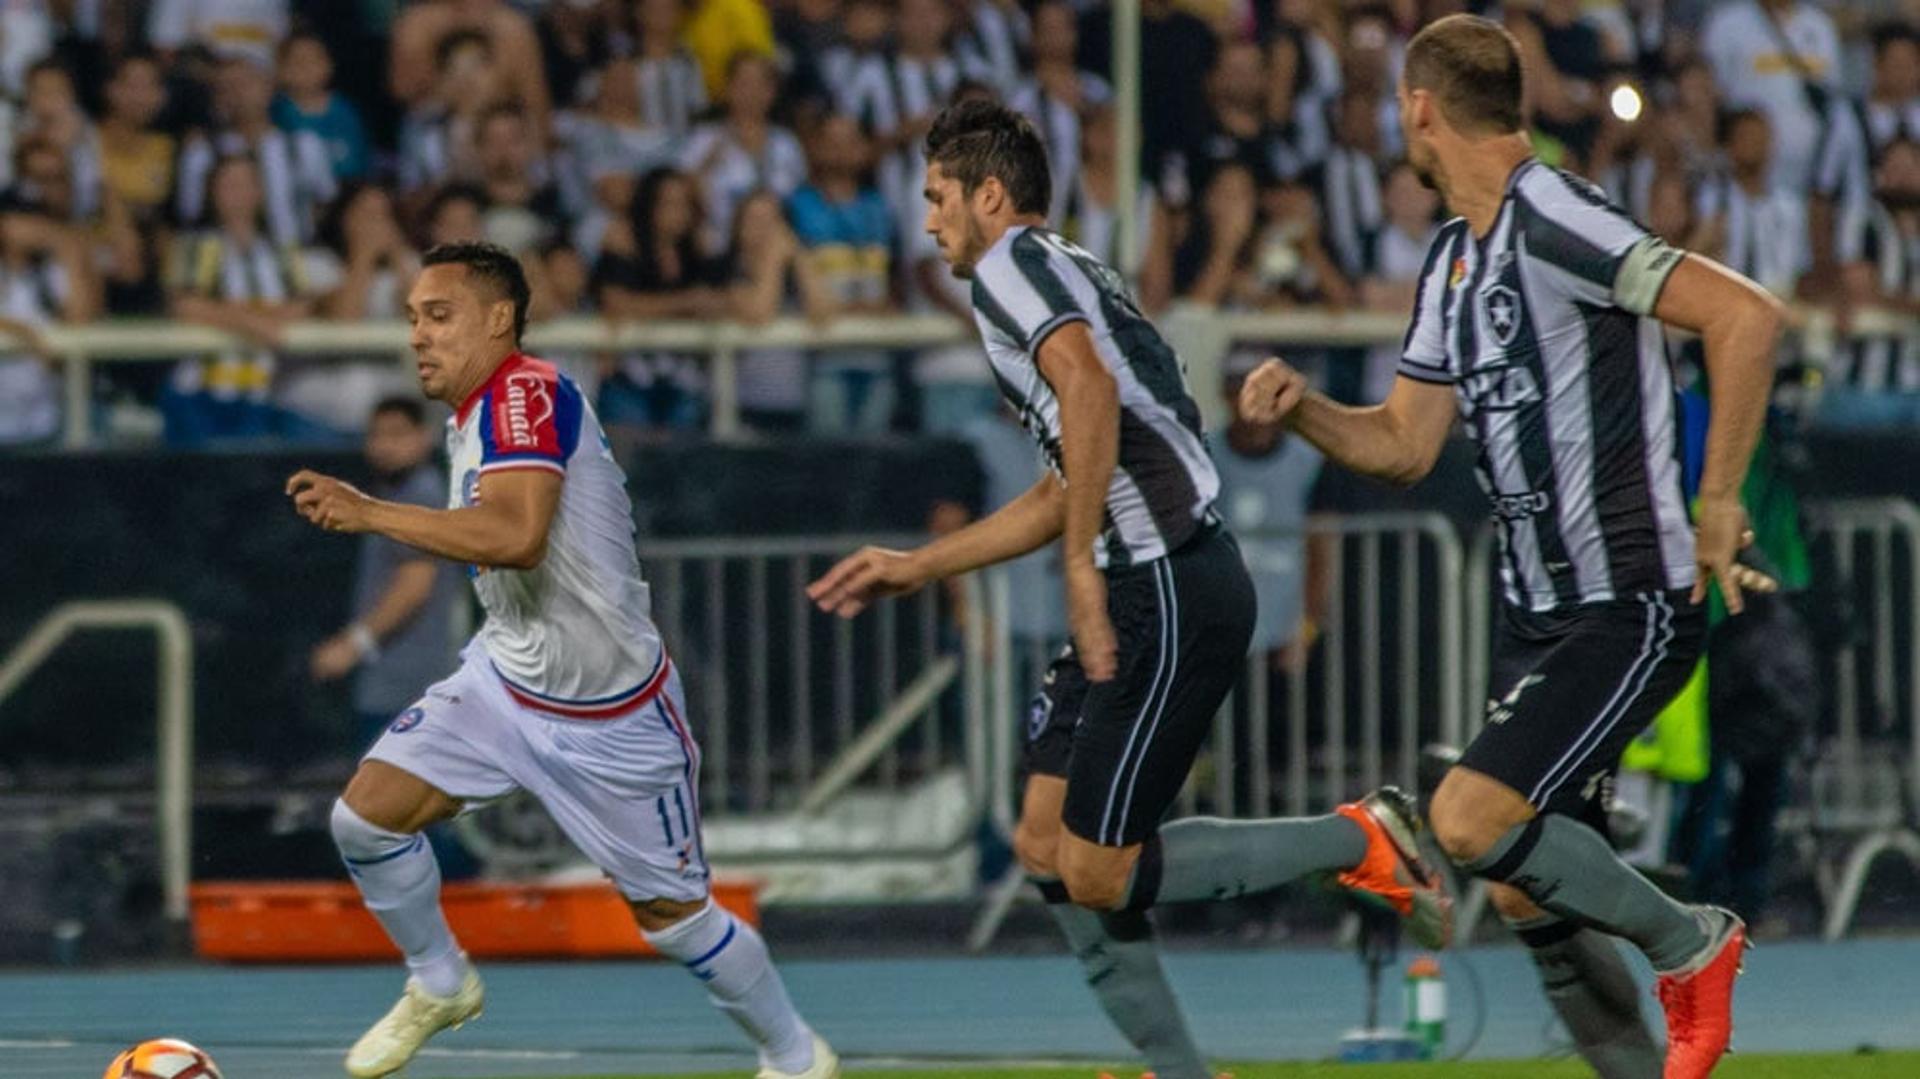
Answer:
[
  {"left": 1241, "top": 358, "right": 1457, "bottom": 486},
  {"left": 1651, "top": 253, "right": 1786, "bottom": 612},
  {"left": 287, "top": 468, "right": 563, "bottom": 570},
  {"left": 807, "top": 475, "right": 1065, "bottom": 618}
]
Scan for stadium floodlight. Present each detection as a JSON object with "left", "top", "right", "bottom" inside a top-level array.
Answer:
[{"left": 1610, "top": 82, "right": 1644, "bottom": 123}]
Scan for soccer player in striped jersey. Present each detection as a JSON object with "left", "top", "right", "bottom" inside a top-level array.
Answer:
[
  {"left": 809, "top": 101, "right": 1450, "bottom": 1079},
  {"left": 288, "top": 243, "right": 836, "bottom": 1079},
  {"left": 1241, "top": 17, "right": 1784, "bottom": 1079}
]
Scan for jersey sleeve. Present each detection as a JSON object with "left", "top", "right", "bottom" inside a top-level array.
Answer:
[
  {"left": 1396, "top": 226, "right": 1459, "bottom": 385},
  {"left": 970, "top": 230, "right": 1090, "bottom": 353},
  {"left": 477, "top": 366, "right": 585, "bottom": 476},
  {"left": 1516, "top": 168, "right": 1682, "bottom": 317}
]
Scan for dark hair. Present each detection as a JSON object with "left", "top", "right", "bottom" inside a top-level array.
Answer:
[
  {"left": 371, "top": 395, "right": 427, "bottom": 426},
  {"left": 922, "top": 99, "right": 1051, "bottom": 216},
  {"left": 422, "top": 241, "right": 532, "bottom": 343},
  {"left": 629, "top": 166, "right": 705, "bottom": 280},
  {"left": 421, "top": 180, "right": 488, "bottom": 241},
  {"left": 1403, "top": 15, "right": 1524, "bottom": 136},
  {"left": 1716, "top": 106, "right": 1768, "bottom": 146},
  {"left": 436, "top": 27, "right": 492, "bottom": 72},
  {"left": 1871, "top": 22, "right": 1920, "bottom": 58}
]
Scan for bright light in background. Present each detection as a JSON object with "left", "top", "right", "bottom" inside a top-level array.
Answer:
[{"left": 1610, "top": 83, "right": 1644, "bottom": 122}]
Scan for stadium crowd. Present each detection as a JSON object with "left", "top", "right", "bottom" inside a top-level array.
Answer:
[{"left": 0, "top": 0, "right": 1913, "bottom": 446}]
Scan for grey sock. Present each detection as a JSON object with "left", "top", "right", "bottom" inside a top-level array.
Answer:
[
  {"left": 1038, "top": 884, "right": 1210, "bottom": 1079},
  {"left": 1468, "top": 815, "right": 1708, "bottom": 972},
  {"left": 1131, "top": 814, "right": 1367, "bottom": 906},
  {"left": 1512, "top": 913, "right": 1662, "bottom": 1079}
]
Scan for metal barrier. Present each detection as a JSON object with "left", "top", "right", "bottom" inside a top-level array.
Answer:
[
  {"left": 1802, "top": 499, "right": 1920, "bottom": 939},
  {"left": 0, "top": 601, "right": 194, "bottom": 923},
  {"left": 34, "top": 305, "right": 1907, "bottom": 448}
]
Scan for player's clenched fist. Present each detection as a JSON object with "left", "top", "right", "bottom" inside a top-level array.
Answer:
[
  {"left": 287, "top": 469, "right": 376, "bottom": 533},
  {"left": 1238, "top": 358, "right": 1310, "bottom": 426},
  {"left": 806, "top": 546, "right": 928, "bottom": 618}
]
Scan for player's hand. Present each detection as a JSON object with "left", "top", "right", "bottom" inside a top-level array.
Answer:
[
  {"left": 309, "top": 635, "right": 360, "bottom": 682},
  {"left": 807, "top": 546, "right": 928, "bottom": 618},
  {"left": 1691, "top": 496, "right": 1760, "bottom": 614},
  {"left": 1239, "top": 358, "right": 1310, "bottom": 426},
  {"left": 287, "top": 469, "right": 377, "bottom": 533},
  {"left": 1066, "top": 562, "right": 1118, "bottom": 683}
]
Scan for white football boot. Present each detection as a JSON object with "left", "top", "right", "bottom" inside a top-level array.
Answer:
[
  {"left": 344, "top": 967, "right": 485, "bottom": 1077},
  {"left": 755, "top": 1033, "right": 841, "bottom": 1079}
]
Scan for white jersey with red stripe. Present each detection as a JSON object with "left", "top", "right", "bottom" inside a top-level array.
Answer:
[{"left": 446, "top": 351, "right": 667, "bottom": 717}]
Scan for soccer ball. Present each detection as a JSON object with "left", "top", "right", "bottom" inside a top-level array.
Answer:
[{"left": 102, "top": 1038, "right": 223, "bottom": 1079}]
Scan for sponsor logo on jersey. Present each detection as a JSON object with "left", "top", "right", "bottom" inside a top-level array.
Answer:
[
  {"left": 1491, "top": 490, "right": 1553, "bottom": 520},
  {"left": 1460, "top": 364, "right": 1542, "bottom": 414},
  {"left": 460, "top": 468, "right": 480, "bottom": 507},
  {"left": 1485, "top": 672, "right": 1546, "bottom": 724},
  {"left": 498, "top": 371, "right": 556, "bottom": 450},
  {"left": 389, "top": 706, "right": 426, "bottom": 733},
  {"left": 1027, "top": 694, "right": 1054, "bottom": 740},
  {"left": 1450, "top": 257, "right": 1467, "bottom": 288}
]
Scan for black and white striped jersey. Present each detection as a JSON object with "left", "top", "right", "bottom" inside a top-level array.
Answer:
[
  {"left": 1833, "top": 197, "right": 1920, "bottom": 391},
  {"left": 1397, "top": 160, "right": 1694, "bottom": 612},
  {"left": 969, "top": 225, "right": 1220, "bottom": 570},
  {"left": 1695, "top": 172, "right": 1809, "bottom": 297}
]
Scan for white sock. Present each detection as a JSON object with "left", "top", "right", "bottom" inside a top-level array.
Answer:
[
  {"left": 331, "top": 799, "right": 469, "bottom": 998},
  {"left": 644, "top": 901, "right": 814, "bottom": 1074}
]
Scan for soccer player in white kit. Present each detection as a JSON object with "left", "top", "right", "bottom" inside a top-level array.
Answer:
[{"left": 287, "top": 242, "right": 839, "bottom": 1079}]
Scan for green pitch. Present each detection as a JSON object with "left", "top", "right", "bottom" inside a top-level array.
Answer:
[{"left": 509, "top": 1052, "right": 1920, "bottom": 1079}]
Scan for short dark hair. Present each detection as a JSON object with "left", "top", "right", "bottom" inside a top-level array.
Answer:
[
  {"left": 371, "top": 396, "right": 427, "bottom": 426},
  {"left": 1871, "top": 22, "right": 1920, "bottom": 58},
  {"left": 923, "top": 99, "right": 1051, "bottom": 216},
  {"left": 1403, "top": 15, "right": 1524, "bottom": 136},
  {"left": 422, "top": 241, "right": 532, "bottom": 344}
]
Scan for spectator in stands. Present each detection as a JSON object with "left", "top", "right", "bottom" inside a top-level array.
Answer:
[
  {"left": 418, "top": 182, "right": 488, "bottom": 248},
  {"left": 593, "top": 167, "right": 725, "bottom": 433},
  {"left": 1702, "top": 0, "right": 1840, "bottom": 194},
  {"left": 308, "top": 394, "right": 460, "bottom": 747},
  {"left": 1188, "top": 40, "right": 1280, "bottom": 222},
  {"left": 0, "top": 0, "right": 52, "bottom": 100},
  {"left": 1505, "top": 0, "right": 1611, "bottom": 164},
  {"left": 876, "top": 0, "right": 966, "bottom": 213},
  {"left": 788, "top": 111, "right": 896, "bottom": 434},
  {"left": 1173, "top": 161, "right": 1257, "bottom": 308},
  {"left": 679, "top": 53, "right": 805, "bottom": 251},
  {"left": 1358, "top": 160, "right": 1440, "bottom": 401},
  {"left": 472, "top": 104, "right": 563, "bottom": 254},
  {"left": 1823, "top": 137, "right": 1920, "bottom": 428},
  {"left": 1133, "top": 0, "right": 1219, "bottom": 179},
  {"left": 97, "top": 52, "right": 175, "bottom": 226},
  {"left": 534, "top": 0, "right": 622, "bottom": 111},
  {"left": 556, "top": 58, "right": 677, "bottom": 232},
  {"left": 161, "top": 153, "right": 314, "bottom": 444},
  {"left": 0, "top": 202, "right": 103, "bottom": 446},
  {"left": 629, "top": 0, "right": 709, "bottom": 138},
  {"left": 1810, "top": 24, "right": 1920, "bottom": 290},
  {"left": 1658, "top": 59, "right": 1726, "bottom": 183},
  {"left": 1321, "top": 87, "right": 1388, "bottom": 285},
  {"left": 1059, "top": 103, "right": 1168, "bottom": 300},
  {"left": 272, "top": 32, "right": 369, "bottom": 183},
  {"left": 1261, "top": 0, "right": 1343, "bottom": 180},
  {"left": 396, "top": 29, "right": 503, "bottom": 195},
  {"left": 1235, "top": 179, "right": 1353, "bottom": 312},
  {"left": 177, "top": 56, "right": 335, "bottom": 248},
  {"left": 1693, "top": 109, "right": 1809, "bottom": 299},
  {"left": 16, "top": 60, "right": 101, "bottom": 222},
  {"left": 9, "top": 136, "right": 81, "bottom": 226},
  {"left": 147, "top": 0, "right": 290, "bottom": 69},
  {"left": 770, "top": 0, "right": 843, "bottom": 128},
  {"left": 390, "top": 0, "right": 551, "bottom": 140},
  {"left": 1010, "top": 0, "right": 1111, "bottom": 231},
  {"left": 727, "top": 188, "right": 812, "bottom": 433},
  {"left": 955, "top": 0, "right": 1029, "bottom": 90},
  {"left": 820, "top": 0, "right": 892, "bottom": 134},
  {"left": 684, "top": 0, "right": 777, "bottom": 102}
]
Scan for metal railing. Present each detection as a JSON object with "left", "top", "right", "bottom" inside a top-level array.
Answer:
[
  {"left": 38, "top": 306, "right": 1911, "bottom": 448},
  {"left": 0, "top": 601, "right": 194, "bottom": 923}
]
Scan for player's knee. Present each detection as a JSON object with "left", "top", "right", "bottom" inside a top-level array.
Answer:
[
  {"left": 630, "top": 896, "right": 706, "bottom": 933},
  {"left": 1060, "top": 863, "right": 1128, "bottom": 912},
  {"left": 330, "top": 797, "right": 413, "bottom": 859},
  {"left": 1013, "top": 820, "right": 1061, "bottom": 878},
  {"left": 1427, "top": 779, "right": 1494, "bottom": 866}
]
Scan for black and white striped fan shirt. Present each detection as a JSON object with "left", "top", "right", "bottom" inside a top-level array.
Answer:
[
  {"left": 969, "top": 226, "right": 1220, "bottom": 570},
  {"left": 1833, "top": 197, "right": 1920, "bottom": 391},
  {"left": 1397, "top": 160, "right": 1694, "bottom": 612}
]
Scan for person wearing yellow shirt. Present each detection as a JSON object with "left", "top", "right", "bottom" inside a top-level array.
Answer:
[{"left": 683, "top": 0, "right": 774, "bottom": 101}]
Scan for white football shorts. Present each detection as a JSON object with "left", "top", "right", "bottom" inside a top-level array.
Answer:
[{"left": 365, "top": 643, "right": 711, "bottom": 902}]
